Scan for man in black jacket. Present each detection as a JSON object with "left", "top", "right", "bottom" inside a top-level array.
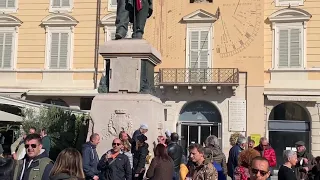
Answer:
[
  {"left": 98, "top": 138, "right": 131, "bottom": 180},
  {"left": 167, "top": 133, "right": 183, "bottom": 180},
  {"left": 82, "top": 133, "right": 100, "bottom": 180}
]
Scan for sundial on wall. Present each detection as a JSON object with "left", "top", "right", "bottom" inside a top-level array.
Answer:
[{"left": 215, "top": 0, "right": 262, "bottom": 58}]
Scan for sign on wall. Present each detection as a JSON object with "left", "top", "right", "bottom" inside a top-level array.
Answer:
[{"left": 228, "top": 100, "right": 246, "bottom": 131}]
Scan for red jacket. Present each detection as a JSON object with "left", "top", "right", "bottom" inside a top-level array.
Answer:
[{"left": 254, "top": 146, "right": 277, "bottom": 167}]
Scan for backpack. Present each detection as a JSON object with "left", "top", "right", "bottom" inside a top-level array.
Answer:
[{"left": 213, "top": 161, "right": 226, "bottom": 180}]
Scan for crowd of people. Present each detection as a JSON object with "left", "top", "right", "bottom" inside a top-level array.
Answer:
[{"left": 0, "top": 125, "right": 319, "bottom": 180}]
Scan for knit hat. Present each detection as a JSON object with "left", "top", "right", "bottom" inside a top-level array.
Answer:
[
  {"left": 165, "top": 130, "right": 171, "bottom": 137},
  {"left": 140, "top": 124, "right": 148, "bottom": 130},
  {"left": 137, "top": 134, "right": 147, "bottom": 142}
]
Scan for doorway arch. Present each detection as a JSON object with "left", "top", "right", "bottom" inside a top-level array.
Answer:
[
  {"left": 178, "top": 101, "right": 222, "bottom": 153},
  {"left": 268, "top": 102, "right": 310, "bottom": 169}
]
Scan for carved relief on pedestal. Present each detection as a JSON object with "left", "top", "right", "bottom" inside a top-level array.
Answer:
[{"left": 101, "top": 110, "right": 133, "bottom": 140}]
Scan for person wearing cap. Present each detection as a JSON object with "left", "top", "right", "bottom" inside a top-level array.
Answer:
[
  {"left": 131, "top": 124, "right": 148, "bottom": 152},
  {"left": 293, "top": 141, "right": 316, "bottom": 180},
  {"left": 132, "top": 134, "right": 149, "bottom": 180}
]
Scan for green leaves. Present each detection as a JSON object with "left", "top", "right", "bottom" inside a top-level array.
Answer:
[{"left": 21, "top": 107, "right": 88, "bottom": 160}]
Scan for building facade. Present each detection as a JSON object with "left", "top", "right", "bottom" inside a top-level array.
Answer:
[
  {"left": 150, "top": 0, "right": 265, "bottom": 156},
  {"left": 264, "top": 0, "right": 320, "bottom": 164},
  {"left": 0, "top": 0, "right": 319, "bottom": 164}
]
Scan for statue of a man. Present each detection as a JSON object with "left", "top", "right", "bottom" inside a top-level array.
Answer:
[{"left": 115, "top": 0, "right": 153, "bottom": 39}]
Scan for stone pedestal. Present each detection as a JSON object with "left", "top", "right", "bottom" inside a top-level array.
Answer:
[{"left": 90, "top": 39, "right": 164, "bottom": 156}]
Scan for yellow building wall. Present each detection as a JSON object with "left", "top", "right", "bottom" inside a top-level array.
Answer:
[
  {"left": 141, "top": 0, "right": 264, "bottom": 86},
  {"left": 15, "top": 0, "right": 100, "bottom": 80},
  {"left": 264, "top": 0, "right": 320, "bottom": 82}
]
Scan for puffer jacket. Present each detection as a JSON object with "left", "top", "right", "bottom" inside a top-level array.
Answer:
[
  {"left": 254, "top": 145, "right": 276, "bottom": 167},
  {"left": 209, "top": 145, "right": 227, "bottom": 176}
]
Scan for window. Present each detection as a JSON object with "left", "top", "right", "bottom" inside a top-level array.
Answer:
[
  {"left": 187, "top": 28, "right": 212, "bottom": 82},
  {"left": 0, "top": 31, "right": 14, "bottom": 69},
  {"left": 0, "top": 0, "right": 17, "bottom": 12},
  {"left": 50, "top": 0, "right": 72, "bottom": 12},
  {"left": 42, "top": 14, "right": 78, "bottom": 70},
  {"left": 268, "top": 8, "right": 311, "bottom": 70},
  {"left": 108, "top": 0, "right": 117, "bottom": 11},
  {"left": 48, "top": 30, "right": 71, "bottom": 69},
  {"left": 276, "top": 0, "right": 303, "bottom": 7},
  {"left": 276, "top": 26, "right": 302, "bottom": 68}
]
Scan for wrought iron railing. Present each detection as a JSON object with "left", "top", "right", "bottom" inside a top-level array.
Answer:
[{"left": 156, "top": 68, "right": 239, "bottom": 85}]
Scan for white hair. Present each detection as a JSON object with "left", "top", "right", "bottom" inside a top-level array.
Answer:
[
  {"left": 205, "top": 135, "right": 219, "bottom": 147},
  {"left": 283, "top": 150, "right": 296, "bottom": 162},
  {"left": 237, "top": 136, "right": 247, "bottom": 144}
]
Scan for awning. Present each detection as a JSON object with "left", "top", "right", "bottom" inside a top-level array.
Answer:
[
  {"left": 266, "top": 95, "right": 320, "bottom": 102},
  {"left": 0, "top": 111, "right": 22, "bottom": 122},
  {"left": 26, "top": 89, "right": 98, "bottom": 96}
]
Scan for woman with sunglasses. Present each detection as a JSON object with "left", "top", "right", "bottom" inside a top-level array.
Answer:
[
  {"left": 49, "top": 148, "right": 85, "bottom": 180},
  {"left": 234, "top": 148, "right": 261, "bottom": 180}
]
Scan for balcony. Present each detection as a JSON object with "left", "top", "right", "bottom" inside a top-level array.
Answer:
[{"left": 154, "top": 68, "right": 239, "bottom": 94}]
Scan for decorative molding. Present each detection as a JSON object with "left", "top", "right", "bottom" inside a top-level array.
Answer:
[
  {"left": 101, "top": 13, "right": 116, "bottom": 26},
  {"left": 182, "top": 9, "right": 217, "bottom": 23},
  {"left": 275, "top": 0, "right": 303, "bottom": 7},
  {"left": 268, "top": 8, "right": 311, "bottom": 23},
  {"left": 42, "top": 13, "right": 79, "bottom": 26},
  {"left": 0, "top": 14, "right": 22, "bottom": 26}
]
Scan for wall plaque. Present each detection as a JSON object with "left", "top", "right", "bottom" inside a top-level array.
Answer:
[{"left": 228, "top": 100, "right": 246, "bottom": 131}]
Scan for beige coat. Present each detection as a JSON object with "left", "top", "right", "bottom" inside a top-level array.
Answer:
[{"left": 10, "top": 137, "right": 25, "bottom": 160}]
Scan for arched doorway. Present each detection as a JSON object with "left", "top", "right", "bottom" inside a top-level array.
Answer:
[
  {"left": 268, "top": 102, "right": 310, "bottom": 169},
  {"left": 178, "top": 101, "right": 222, "bottom": 153}
]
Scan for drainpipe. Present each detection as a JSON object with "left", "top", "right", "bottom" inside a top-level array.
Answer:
[{"left": 93, "top": 0, "right": 101, "bottom": 89}]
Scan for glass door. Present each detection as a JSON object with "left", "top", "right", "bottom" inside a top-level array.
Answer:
[{"left": 180, "top": 123, "right": 221, "bottom": 155}]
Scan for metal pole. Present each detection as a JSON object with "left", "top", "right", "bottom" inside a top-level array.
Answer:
[
  {"left": 133, "top": 0, "right": 137, "bottom": 37},
  {"left": 93, "top": 0, "right": 101, "bottom": 89}
]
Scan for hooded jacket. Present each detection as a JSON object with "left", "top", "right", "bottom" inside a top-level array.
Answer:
[
  {"left": 50, "top": 173, "right": 84, "bottom": 180},
  {"left": 82, "top": 142, "right": 99, "bottom": 179}
]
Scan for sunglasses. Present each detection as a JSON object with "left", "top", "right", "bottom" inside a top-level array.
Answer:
[
  {"left": 112, "top": 143, "right": 121, "bottom": 146},
  {"left": 251, "top": 168, "right": 268, "bottom": 176},
  {"left": 25, "top": 144, "right": 37, "bottom": 149}
]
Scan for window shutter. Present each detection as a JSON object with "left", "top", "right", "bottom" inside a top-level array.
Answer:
[
  {"left": 199, "top": 31, "right": 209, "bottom": 69},
  {"left": 59, "top": 33, "right": 69, "bottom": 69},
  {"left": 190, "top": 31, "right": 199, "bottom": 68},
  {"left": 7, "top": 0, "right": 15, "bottom": 8},
  {"left": 50, "top": 33, "right": 60, "bottom": 69},
  {"left": 3, "top": 33, "right": 13, "bottom": 68},
  {"left": 52, "top": 0, "right": 60, "bottom": 7},
  {"left": 61, "top": 0, "right": 70, "bottom": 7},
  {"left": 278, "top": 29, "right": 289, "bottom": 68},
  {"left": 289, "top": 28, "right": 301, "bottom": 67},
  {"left": 0, "top": 1, "right": 5, "bottom": 8}
]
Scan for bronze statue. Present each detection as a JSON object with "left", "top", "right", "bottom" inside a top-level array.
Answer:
[{"left": 115, "top": 0, "right": 153, "bottom": 39}]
